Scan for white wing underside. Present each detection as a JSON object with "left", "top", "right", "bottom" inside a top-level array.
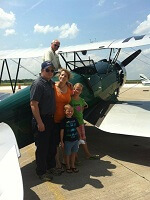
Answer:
[
  {"left": 0, "top": 123, "right": 23, "bottom": 200},
  {"left": 0, "top": 34, "right": 150, "bottom": 59},
  {"left": 98, "top": 101, "right": 150, "bottom": 137}
]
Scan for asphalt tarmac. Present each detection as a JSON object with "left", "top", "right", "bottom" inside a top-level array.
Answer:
[{"left": 17, "top": 85, "right": 150, "bottom": 199}]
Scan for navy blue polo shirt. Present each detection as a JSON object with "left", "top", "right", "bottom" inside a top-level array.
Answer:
[{"left": 30, "top": 76, "right": 56, "bottom": 115}]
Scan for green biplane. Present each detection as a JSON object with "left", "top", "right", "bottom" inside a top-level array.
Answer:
[{"left": 0, "top": 34, "right": 150, "bottom": 148}]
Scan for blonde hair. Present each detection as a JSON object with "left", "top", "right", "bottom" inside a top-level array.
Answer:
[
  {"left": 74, "top": 83, "right": 83, "bottom": 89},
  {"left": 59, "top": 68, "right": 71, "bottom": 80},
  {"left": 64, "top": 104, "right": 73, "bottom": 111}
]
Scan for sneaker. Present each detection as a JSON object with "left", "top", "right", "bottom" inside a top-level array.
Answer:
[
  {"left": 47, "top": 168, "right": 62, "bottom": 176},
  {"left": 39, "top": 173, "right": 53, "bottom": 181}
]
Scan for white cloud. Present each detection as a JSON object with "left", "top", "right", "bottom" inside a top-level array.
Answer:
[
  {"left": 34, "top": 24, "right": 59, "bottom": 34},
  {"left": 98, "top": 0, "right": 105, "bottom": 6},
  {"left": 0, "top": 8, "right": 15, "bottom": 29},
  {"left": 133, "top": 14, "right": 150, "bottom": 35},
  {"left": 59, "top": 23, "right": 79, "bottom": 39},
  {"left": 4, "top": 29, "right": 16, "bottom": 36},
  {"left": 34, "top": 23, "right": 79, "bottom": 39}
]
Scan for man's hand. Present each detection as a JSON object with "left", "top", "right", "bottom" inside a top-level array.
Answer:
[
  {"left": 37, "top": 121, "right": 45, "bottom": 132},
  {"left": 30, "top": 100, "right": 45, "bottom": 132},
  {"left": 61, "top": 141, "right": 64, "bottom": 149}
]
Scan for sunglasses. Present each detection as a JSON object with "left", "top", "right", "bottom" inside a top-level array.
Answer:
[
  {"left": 54, "top": 44, "right": 60, "bottom": 48},
  {"left": 45, "top": 68, "right": 54, "bottom": 73}
]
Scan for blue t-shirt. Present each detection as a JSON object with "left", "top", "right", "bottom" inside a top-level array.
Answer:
[{"left": 60, "top": 117, "right": 79, "bottom": 142}]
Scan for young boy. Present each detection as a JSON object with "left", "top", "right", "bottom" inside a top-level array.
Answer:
[
  {"left": 60, "top": 104, "right": 80, "bottom": 173},
  {"left": 70, "top": 83, "right": 99, "bottom": 160}
]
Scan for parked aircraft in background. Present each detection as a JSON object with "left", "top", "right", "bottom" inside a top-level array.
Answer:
[
  {"left": 140, "top": 73, "right": 150, "bottom": 86},
  {"left": 0, "top": 34, "right": 150, "bottom": 149}
]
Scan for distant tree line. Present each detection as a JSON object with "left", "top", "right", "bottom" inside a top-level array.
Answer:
[
  {"left": 126, "top": 80, "right": 141, "bottom": 83},
  {"left": 1, "top": 79, "right": 34, "bottom": 85},
  {"left": 1, "top": 79, "right": 34, "bottom": 83},
  {"left": 1, "top": 79, "right": 141, "bottom": 85}
]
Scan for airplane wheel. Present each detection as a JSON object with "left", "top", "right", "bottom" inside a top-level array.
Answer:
[
  {"left": 114, "top": 88, "right": 119, "bottom": 97},
  {"left": 111, "top": 88, "right": 119, "bottom": 102}
]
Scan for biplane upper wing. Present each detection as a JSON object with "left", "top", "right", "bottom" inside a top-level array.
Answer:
[
  {"left": 108, "top": 34, "right": 150, "bottom": 48},
  {"left": 58, "top": 34, "right": 150, "bottom": 54},
  {"left": 0, "top": 34, "right": 150, "bottom": 59},
  {"left": 0, "top": 48, "right": 48, "bottom": 59},
  {"left": 58, "top": 40, "right": 111, "bottom": 53},
  {"left": 0, "top": 41, "right": 111, "bottom": 59}
]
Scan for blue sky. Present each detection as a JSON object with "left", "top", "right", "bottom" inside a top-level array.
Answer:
[{"left": 0, "top": 0, "right": 150, "bottom": 79}]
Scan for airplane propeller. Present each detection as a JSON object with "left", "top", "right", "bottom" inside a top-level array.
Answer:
[
  {"left": 121, "top": 49, "right": 141, "bottom": 67},
  {"left": 113, "top": 49, "right": 141, "bottom": 88}
]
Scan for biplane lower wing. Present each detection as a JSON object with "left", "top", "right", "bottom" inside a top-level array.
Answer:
[
  {"left": 85, "top": 100, "right": 150, "bottom": 138},
  {"left": 0, "top": 123, "right": 23, "bottom": 199}
]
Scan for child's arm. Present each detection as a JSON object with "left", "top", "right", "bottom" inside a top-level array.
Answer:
[
  {"left": 60, "top": 129, "right": 64, "bottom": 148},
  {"left": 82, "top": 102, "right": 88, "bottom": 111},
  {"left": 84, "top": 103, "right": 88, "bottom": 109},
  {"left": 76, "top": 127, "right": 82, "bottom": 140}
]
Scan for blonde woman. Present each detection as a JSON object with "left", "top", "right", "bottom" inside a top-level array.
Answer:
[{"left": 54, "top": 69, "right": 73, "bottom": 171}]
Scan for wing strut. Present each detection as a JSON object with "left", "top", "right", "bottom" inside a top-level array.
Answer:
[
  {"left": 0, "top": 58, "right": 21, "bottom": 93},
  {"left": 0, "top": 60, "right": 5, "bottom": 85},
  {"left": 1, "top": 59, "right": 14, "bottom": 93},
  {"left": 13, "top": 58, "right": 21, "bottom": 93},
  {"left": 59, "top": 53, "right": 72, "bottom": 70},
  {"left": 76, "top": 52, "right": 87, "bottom": 68},
  {"left": 112, "top": 48, "right": 121, "bottom": 64},
  {"left": 74, "top": 52, "right": 76, "bottom": 68},
  {"left": 108, "top": 48, "right": 113, "bottom": 63}
]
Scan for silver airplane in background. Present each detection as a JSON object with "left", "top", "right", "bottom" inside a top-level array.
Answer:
[{"left": 140, "top": 74, "right": 150, "bottom": 86}]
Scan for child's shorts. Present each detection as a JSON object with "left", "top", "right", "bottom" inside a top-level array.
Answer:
[
  {"left": 78, "top": 124, "right": 86, "bottom": 140},
  {"left": 64, "top": 140, "right": 79, "bottom": 155}
]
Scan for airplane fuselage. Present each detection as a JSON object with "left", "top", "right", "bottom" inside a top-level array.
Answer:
[{"left": 0, "top": 63, "right": 123, "bottom": 148}]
